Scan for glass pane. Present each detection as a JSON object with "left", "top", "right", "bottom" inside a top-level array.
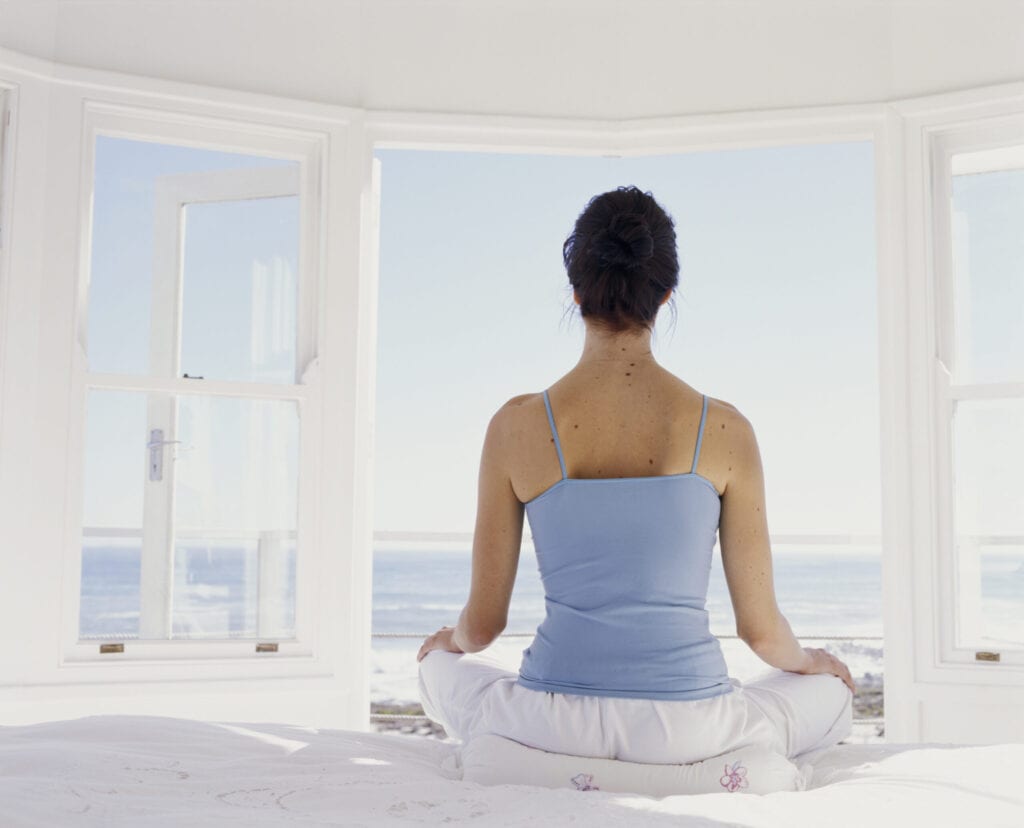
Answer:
[
  {"left": 171, "top": 395, "right": 299, "bottom": 639},
  {"left": 172, "top": 536, "right": 296, "bottom": 640},
  {"left": 78, "top": 389, "right": 299, "bottom": 641},
  {"left": 87, "top": 135, "right": 299, "bottom": 381},
  {"left": 950, "top": 158, "right": 1024, "bottom": 384},
  {"left": 180, "top": 197, "right": 299, "bottom": 384},
  {"left": 952, "top": 397, "right": 1024, "bottom": 650},
  {"left": 81, "top": 538, "right": 140, "bottom": 640},
  {"left": 79, "top": 390, "right": 146, "bottom": 639}
]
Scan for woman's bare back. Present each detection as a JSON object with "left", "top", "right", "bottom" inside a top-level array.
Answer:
[{"left": 508, "top": 364, "right": 738, "bottom": 505}]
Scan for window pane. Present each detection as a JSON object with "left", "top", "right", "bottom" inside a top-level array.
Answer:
[
  {"left": 172, "top": 536, "right": 296, "bottom": 640},
  {"left": 79, "top": 390, "right": 146, "bottom": 639},
  {"left": 180, "top": 197, "right": 299, "bottom": 384},
  {"left": 171, "top": 395, "right": 299, "bottom": 639},
  {"left": 78, "top": 389, "right": 299, "bottom": 640},
  {"left": 952, "top": 397, "right": 1024, "bottom": 650},
  {"left": 81, "top": 538, "right": 141, "bottom": 640},
  {"left": 87, "top": 135, "right": 299, "bottom": 381},
  {"left": 950, "top": 159, "right": 1024, "bottom": 384}
]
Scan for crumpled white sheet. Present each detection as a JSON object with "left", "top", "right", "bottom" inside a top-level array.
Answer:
[{"left": 0, "top": 715, "right": 1021, "bottom": 827}]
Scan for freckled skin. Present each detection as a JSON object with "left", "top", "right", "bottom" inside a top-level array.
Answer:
[{"left": 524, "top": 373, "right": 724, "bottom": 498}]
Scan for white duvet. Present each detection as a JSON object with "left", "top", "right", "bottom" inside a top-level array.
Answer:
[{"left": 0, "top": 715, "right": 1021, "bottom": 827}]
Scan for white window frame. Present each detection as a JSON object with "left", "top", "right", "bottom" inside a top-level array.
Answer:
[
  {"left": 893, "top": 87, "right": 1024, "bottom": 705},
  {"left": 60, "top": 102, "right": 329, "bottom": 678},
  {"left": 929, "top": 115, "right": 1024, "bottom": 676}
]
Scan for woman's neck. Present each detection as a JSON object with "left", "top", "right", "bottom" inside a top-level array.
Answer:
[{"left": 574, "top": 325, "right": 658, "bottom": 369}]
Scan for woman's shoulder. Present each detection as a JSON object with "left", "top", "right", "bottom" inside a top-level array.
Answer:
[
  {"left": 503, "top": 392, "right": 542, "bottom": 408},
  {"left": 703, "top": 396, "right": 756, "bottom": 443},
  {"left": 488, "top": 392, "right": 546, "bottom": 436},
  {"left": 662, "top": 375, "right": 743, "bottom": 423},
  {"left": 706, "top": 395, "right": 740, "bottom": 417}
]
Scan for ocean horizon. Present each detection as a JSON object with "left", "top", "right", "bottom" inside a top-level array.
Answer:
[{"left": 78, "top": 543, "right": 1022, "bottom": 712}]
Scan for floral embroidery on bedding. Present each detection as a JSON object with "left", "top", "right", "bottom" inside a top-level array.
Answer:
[
  {"left": 719, "top": 759, "right": 749, "bottom": 792},
  {"left": 570, "top": 772, "right": 600, "bottom": 791}
]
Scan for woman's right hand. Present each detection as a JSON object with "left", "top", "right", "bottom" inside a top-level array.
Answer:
[{"left": 794, "top": 647, "right": 856, "bottom": 694}]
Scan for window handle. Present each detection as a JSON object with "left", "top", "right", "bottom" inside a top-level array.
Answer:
[{"left": 147, "top": 428, "right": 182, "bottom": 482}]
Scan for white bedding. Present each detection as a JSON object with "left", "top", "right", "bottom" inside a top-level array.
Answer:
[{"left": 0, "top": 715, "right": 1021, "bottom": 827}]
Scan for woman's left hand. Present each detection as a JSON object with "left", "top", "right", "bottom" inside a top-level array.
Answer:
[{"left": 417, "top": 625, "right": 465, "bottom": 662}]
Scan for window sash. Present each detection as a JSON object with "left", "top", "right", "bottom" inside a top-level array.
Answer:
[{"left": 930, "top": 115, "right": 1024, "bottom": 669}]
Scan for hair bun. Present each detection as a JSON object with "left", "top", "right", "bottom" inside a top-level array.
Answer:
[{"left": 591, "top": 212, "right": 655, "bottom": 270}]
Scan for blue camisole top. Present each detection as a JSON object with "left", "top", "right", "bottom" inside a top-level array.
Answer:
[{"left": 516, "top": 389, "right": 734, "bottom": 701}]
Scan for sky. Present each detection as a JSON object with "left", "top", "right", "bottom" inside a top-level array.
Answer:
[{"left": 372, "top": 142, "right": 882, "bottom": 538}]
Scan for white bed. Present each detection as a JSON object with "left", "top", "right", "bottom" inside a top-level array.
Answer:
[{"left": 1, "top": 715, "right": 1021, "bottom": 827}]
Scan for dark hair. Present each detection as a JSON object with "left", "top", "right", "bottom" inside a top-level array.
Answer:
[{"left": 562, "top": 185, "right": 679, "bottom": 335}]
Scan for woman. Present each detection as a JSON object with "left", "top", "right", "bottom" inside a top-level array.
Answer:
[{"left": 416, "top": 185, "right": 855, "bottom": 765}]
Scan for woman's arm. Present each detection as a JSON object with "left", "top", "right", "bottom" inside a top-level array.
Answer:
[
  {"left": 717, "top": 402, "right": 856, "bottom": 693},
  {"left": 419, "top": 400, "right": 526, "bottom": 660},
  {"left": 717, "top": 404, "right": 812, "bottom": 673}
]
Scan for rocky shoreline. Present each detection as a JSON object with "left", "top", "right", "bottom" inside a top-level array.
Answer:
[{"left": 371, "top": 701, "right": 448, "bottom": 738}]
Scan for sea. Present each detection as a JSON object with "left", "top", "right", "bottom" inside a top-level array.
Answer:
[{"left": 80, "top": 542, "right": 1023, "bottom": 724}]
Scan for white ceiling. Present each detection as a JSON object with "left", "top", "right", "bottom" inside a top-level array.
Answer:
[{"left": 0, "top": 1, "right": 1022, "bottom": 119}]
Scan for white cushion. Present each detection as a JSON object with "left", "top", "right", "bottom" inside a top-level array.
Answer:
[{"left": 461, "top": 733, "right": 809, "bottom": 797}]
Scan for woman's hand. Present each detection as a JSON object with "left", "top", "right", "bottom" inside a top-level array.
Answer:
[
  {"left": 793, "top": 646, "right": 857, "bottom": 694},
  {"left": 416, "top": 625, "right": 465, "bottom": 663}
]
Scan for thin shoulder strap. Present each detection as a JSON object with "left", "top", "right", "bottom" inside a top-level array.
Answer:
[
  {"left": 691, "top": 394, "right": 708, "bottom": 474},
  {"left": 542, "top": 389, "right": 568, "bottom": 480}
]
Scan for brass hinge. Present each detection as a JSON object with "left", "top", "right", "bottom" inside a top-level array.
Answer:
[{"left": 975, "top": 651, "right": 1000, "bottom": 662}]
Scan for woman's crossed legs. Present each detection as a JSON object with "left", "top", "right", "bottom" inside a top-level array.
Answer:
[{"left": 418, "top": 649, "right": 853, "bottom": 764}]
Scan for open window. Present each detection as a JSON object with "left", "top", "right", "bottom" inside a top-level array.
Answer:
[{"left": 64, "top": 106, "right": 325, "bottom": 674}]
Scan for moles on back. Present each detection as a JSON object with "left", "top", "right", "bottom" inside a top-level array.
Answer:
[{"left": 507, "top": 366, "right": 743, "bottom": 506}]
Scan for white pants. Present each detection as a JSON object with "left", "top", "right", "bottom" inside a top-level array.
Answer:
[{"left": 418, "top": 649, "right": 853, "bottom": 765}]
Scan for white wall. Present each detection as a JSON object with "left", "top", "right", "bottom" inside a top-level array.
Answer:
[{"left": 0, "top": 0, "right": 1023, "bottom": 121}]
